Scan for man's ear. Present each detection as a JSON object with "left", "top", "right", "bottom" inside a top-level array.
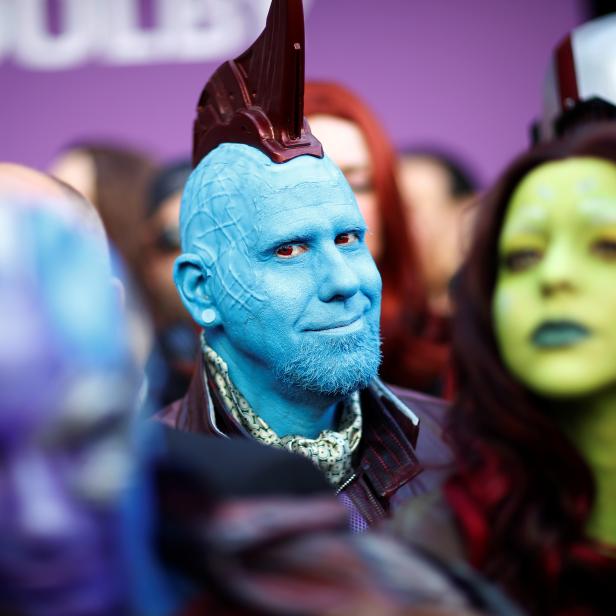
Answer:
[{"left": 174, "top": 253, "right": 220, "bottom": 328}]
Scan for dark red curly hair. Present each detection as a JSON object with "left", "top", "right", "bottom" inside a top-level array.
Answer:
[{"left": 446, "top": 124, "right": 616, "bottom": 615}]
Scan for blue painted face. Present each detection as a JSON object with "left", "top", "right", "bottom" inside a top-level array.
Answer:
[{"left": 176, "top": 144, "right": 382, "bottom": 401}]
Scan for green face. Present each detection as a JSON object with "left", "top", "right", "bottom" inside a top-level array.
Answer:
[{"left": 493, "top": 157, "right": 616, "bottom": 399}]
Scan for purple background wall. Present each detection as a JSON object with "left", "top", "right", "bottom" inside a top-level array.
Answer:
[{"left": 2, "top": 0, "right": 586, "bottom": 185}]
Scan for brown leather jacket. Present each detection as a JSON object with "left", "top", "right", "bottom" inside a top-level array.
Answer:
[{"left": 155, "top": 354, "right": 453, "bottom": 527}]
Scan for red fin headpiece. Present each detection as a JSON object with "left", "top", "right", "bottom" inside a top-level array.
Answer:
[{"left": 192, "top": 0, "right": 323, "bottom": 167}]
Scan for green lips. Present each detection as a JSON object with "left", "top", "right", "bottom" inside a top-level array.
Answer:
[{"left": 532, "top": 321, "right": 590, "bottom": 349}]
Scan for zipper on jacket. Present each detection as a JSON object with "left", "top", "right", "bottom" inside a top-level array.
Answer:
[
  {"left": 362, "top": 479, "right": 387, "bottom": 519},
  {"left": 335, "top": 473, "right": 356, "bottom": 495}
]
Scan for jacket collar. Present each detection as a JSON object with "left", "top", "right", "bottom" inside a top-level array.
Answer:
[{"left": 172, "top": 353, "right": 424, "bottom": 496}]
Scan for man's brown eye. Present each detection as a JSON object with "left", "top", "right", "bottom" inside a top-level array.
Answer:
[
  {"left": 592, "top": 238, "right": 616, "bottom": 260},
  {"left": 276, "top": 246, "right": 294, "bottom": 257},
  {"left": 275, "top": 244, "right": 307, "bottom": 258},
  {"left": 503, "top": 249, "right": 542, "bottom": 272},
  {"left": 335, "top": 232, "right": 359, "bottom": 245}
]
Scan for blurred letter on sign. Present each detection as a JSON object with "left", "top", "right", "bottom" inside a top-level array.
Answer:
[{"left": 0, "top": 0, "right": 313, "bottom": 70}]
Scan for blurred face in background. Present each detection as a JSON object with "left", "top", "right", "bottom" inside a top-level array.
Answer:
[
  {"left": 398, "top": 155, "right": 476, "bottom": 316},
  {"left": 49, "top": 144, "right": 157, "bottom": 299},
  {"left": 0, "top": 162, "right": 75, "bottom": 203},
  {"left": 142, "top": 189, "right": 189, "bottom": 327},
  {"left": 307, "top": 114, "right": 383, "bottom": 259},
  {"left": 49, "top": 149, "right": 98, "bottom": 204}
]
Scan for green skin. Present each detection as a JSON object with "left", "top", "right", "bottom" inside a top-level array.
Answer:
[{"left": 493, "top": 157, "right": 616, "bottom": 546}]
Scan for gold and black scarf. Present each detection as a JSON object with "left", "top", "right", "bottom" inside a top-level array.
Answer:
[{"left": 202, "top": 339, "right": 362, "bottom": 487}]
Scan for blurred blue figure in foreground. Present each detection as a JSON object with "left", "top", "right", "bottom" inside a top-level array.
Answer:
[{"left": 0, "top": 198, "right": 140, "bottom": 616}]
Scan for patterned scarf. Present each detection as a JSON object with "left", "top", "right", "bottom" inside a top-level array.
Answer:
[{"left": 202, "top": 339, "right": 362, "bottom": 487}]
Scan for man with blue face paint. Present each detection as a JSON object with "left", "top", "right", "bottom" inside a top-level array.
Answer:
[{"left": 157, "top": 0, "right": 452, "bottom": 528}]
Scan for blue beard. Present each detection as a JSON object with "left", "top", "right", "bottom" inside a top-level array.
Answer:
[{"left": 273, "top": 320, "right": 381, "bottom": 398}]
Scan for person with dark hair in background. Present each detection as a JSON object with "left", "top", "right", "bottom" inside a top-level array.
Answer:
[
  {"left": 391, "top": 124, "right": 616, "bottom": 615},
  {"left": 397, "top": 149, "right": 478, "bottom": 319},
  {"left": 141, "top": 160, "right": 198, "bottom": 408},
  {"left": 49, "top": 142, "right": 156, "bottom": 279},
  {"left": 50, "top": 143, "right": 158, "bottom": 374},
  {"left": 305, "top": 82, "right": 450, "bottom": 394}
]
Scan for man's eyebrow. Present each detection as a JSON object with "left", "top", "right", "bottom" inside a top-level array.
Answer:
[
  {"left": 271, "top": 233, "right": 313, "bottom": 245},
  {"left": 258, "top": 232, "right": 314, "bottom": 254}
]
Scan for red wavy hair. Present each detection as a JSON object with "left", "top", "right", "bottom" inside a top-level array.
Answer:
[
  {"left": 304, "top": 82, "right": 448, "bottom": 392},
  {"left": 446, "top": 124, "right": 616, "bottom": 614}
]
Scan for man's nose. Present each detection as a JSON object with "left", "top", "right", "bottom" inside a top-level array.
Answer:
[
  {"left": 317, "top": 246, "right": 361, "bottom": 302},
  {"left": 10, "top": 452, "right": 78, "bottom": 545}
]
